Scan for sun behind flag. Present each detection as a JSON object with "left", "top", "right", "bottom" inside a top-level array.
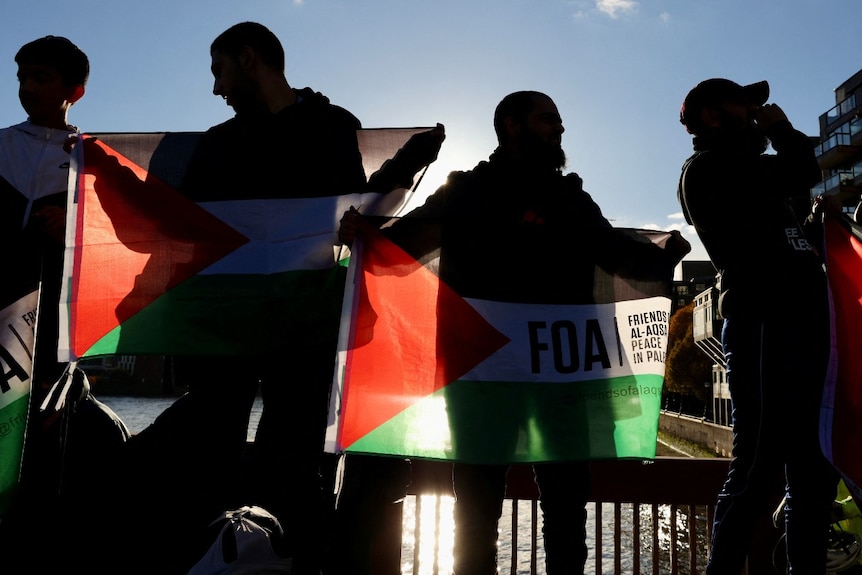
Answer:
[{"left": 326, "top": 220, "right": 675, "bottom": 463}]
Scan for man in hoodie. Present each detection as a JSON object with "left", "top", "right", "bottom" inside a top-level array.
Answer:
[
  {"left": 677, "top": 78, "right": 838, "bottom": 575},
  {"left": 340, "top": 89, "right": 689, "bottom": 575},
  {"left": 122, "top": 21, "right": 443, "bottom": 574}
]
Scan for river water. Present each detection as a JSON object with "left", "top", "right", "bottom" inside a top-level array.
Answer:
[{"left": 99, "top": 395, "right": 708, "bottom": 575}]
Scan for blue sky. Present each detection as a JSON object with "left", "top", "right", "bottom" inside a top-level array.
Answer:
[{"left": 2, "top": 0, "right": 860, "bottom": 262}]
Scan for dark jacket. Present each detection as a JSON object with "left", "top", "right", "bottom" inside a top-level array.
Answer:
[
  {"left": 677, "top": 121, "right": 824, "bottom": 318},
  {"left": 182, "top": 87, "right": 367, "bottom": 202},
  {"left": 388, "top": 148, "right": 679, "bottom": 304}
]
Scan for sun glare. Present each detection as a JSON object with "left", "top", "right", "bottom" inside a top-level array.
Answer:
[{"left": 401, "top": 494, "right": 455, "bottom": 575}]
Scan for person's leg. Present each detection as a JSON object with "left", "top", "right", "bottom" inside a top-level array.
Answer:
[
  {"left": 706, "top": 316, "right": 785, "bottom": 575},
  {"left": 327, "top": 454, "right": 412, "bottom": 575},
  {"left": 769, "top": 305, "right": 839, "bottom": 574},
  {"left": 534, "top": 461, "right": 591, "bottom": 575},
  {"left": 452, "top": 463, "right": 509, "bottom": 575},
  {"left": 120, "top": 357, "right": 258, "bottom": 573},
  {"left": 252, "top": 345, "right": 335, "bottom": 574}
]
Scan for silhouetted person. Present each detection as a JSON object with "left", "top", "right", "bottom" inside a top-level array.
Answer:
[
  {"left": 121, "top": 21, "right": 442, "bottom": 574},
  {"left": 0, "top": 35, "right": 128, "bottom": 574},
  {"left": 341, "top": 90, "right": 689, "bottom": 575},
  {"left": 677, "top": 78, "right": 839, "bottom": 575}
]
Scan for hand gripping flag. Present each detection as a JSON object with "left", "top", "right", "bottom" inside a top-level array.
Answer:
[
  {"left": 326, "top": 220, "right": 676, "bottom": 464},
  {"left": 59, "top": 129, "right": 434, "bottom": 360},
  {"left": 821, "top": 215, "right": 862, "bottom": 499}
]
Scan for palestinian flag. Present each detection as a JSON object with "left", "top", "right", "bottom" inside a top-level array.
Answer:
[
  {"left": 821, "top": 215, "right": 862, "bottom": 499},
  {"left": 59, "top": 129, "right": 432, "bottom": 360},
  {"left": 325, "top": 221, "right": 674, "bottom": 463},
  {"left": 0, "top": 287, "right": 37, "bottom": 515}
]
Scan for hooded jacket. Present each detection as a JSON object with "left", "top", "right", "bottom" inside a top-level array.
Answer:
[
  {"left": 0, "top": 120, "right": 77, "bottom": 381},
  {"left": 677, "top": 121, "right": 824, "bottom": 318},
  {"left": 389, "top": 148, "right": 682, "bottom": 304},
  {"left": 181, "top": 87, "right": 367, "bottom": 202}
]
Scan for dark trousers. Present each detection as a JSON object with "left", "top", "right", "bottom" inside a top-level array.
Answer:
[
  {"left": 706, "top": 310, "right": 838, "bottom": 575},
  {"left": 452, "top": 461, "right": 590, "bottom": 575},
  {"left": 328, "top": 454, "right": 412, "bottom": 575},
  {"left": 119, "top": 344, "right": 336, "bottom": 574}
]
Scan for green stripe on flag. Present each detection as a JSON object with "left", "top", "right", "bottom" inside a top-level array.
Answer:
[
  {"left": 0, "top": 289, "right": 37, "bottom": 516},
  {"left": 326, "top": 222, "right": 676, "bottom": 463},
  {"left": 0, "top": 395, "right": 29, "bottom": 514},
  {"left": 343, "top": 374, "right": 664, "bottom": 463},
  {"left": 82, "top": 266, "right": 347, "bottom": 357}
]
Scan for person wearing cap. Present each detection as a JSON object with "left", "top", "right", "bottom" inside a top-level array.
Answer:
[{"left": 677, "top": 78, "right": 839, "bottom": 574}]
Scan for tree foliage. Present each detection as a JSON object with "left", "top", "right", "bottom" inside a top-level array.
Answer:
[{"left": 664, "top": 301, "right": 714, "bottom": 404}]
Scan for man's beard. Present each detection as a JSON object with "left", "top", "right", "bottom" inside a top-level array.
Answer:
[
  {"left": 516, "top": 130, "right": 566, "bottom": 170},
  {"left": 228, "top": 81, "right": 262, "bottom": 116}
]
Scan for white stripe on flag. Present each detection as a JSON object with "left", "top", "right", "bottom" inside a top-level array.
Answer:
[
  {"left": 463, "top": 296, "right": 670, "bottom": 383},
  {"left": 198, "top": 192, "right": 400, "bottom": 274}
]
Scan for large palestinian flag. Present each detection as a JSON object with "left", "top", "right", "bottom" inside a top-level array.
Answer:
[
  {"left": 821, "top": 215, "right": 862, "bottom": 499},
  {"left": 59, "top": 129, "right": 432, "bottom": 360},
  {"left": 325, "top": 221, "right": 675, "bottom": 463}
]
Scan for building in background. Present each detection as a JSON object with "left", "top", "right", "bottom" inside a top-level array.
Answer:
[
  {"left": 811, "top": 69, "right": 862, "bottom": 211},
  {"left": 672, "top": 260, "right": 716, "bottom": 313},
  {"left": 692, "top": 286, "right": 728, "bottom": 426}
]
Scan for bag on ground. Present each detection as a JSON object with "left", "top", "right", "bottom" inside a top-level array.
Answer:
[{"left": 187, "top": 505, "right": 292, "bottom": 575}]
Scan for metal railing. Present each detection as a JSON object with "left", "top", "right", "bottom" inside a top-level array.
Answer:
[{"left": 370, "top": 458, "right": 781, "bottom": 575}]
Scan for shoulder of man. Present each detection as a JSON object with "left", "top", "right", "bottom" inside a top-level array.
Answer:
[
  {"left": 561, "top": 172, "right": 605, "bottom": 207},
  {"left": 562, "top": 171, "right": 584, "bottom": 190},
  {"left": 295, "top": 87, "right": 361, "bottom": 129},
  {"left": 0, "top": 124, "right": 16, "bottom": 147},
  {"left": 680, "top": 149, "right": 727, "bottom": 184},
  {"left": 203, "top": 116, "right": 239, "bottom": 138},
  {"left": 0, "top": 120, "right": 35, "bottom": 141},
  {"left": 414, "top": 166, "right": 485, "bottom": 212}
]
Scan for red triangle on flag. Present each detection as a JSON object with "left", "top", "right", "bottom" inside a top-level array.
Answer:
[
  {"left": 338, "top": 221, "right": 510, "bottom": 448},
  {"left": 70, "top": 136, "right": 249, "bottom": 356}
]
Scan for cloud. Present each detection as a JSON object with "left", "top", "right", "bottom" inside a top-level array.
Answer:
[
  {"left": 596, "top": 0, "right": 638, "bottom": 19},
  {"left": 659, "top": 11, "right": 670, "bottom": 25}
]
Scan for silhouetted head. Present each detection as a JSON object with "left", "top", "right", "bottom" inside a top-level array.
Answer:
[
  {"left": 15, "top": 35, "right": 88, "bottom": 127},
  {"left": 15, "top": 35, "right": 89, "bottom": 87},
  {"left": 494, "top": 91, "right": 566, "bottom": 170},
  {"left": 210, "top": 22, "right": 288, "bottom": 114},
  {"left": 680, "top": 78, "right": 768, "bottom": 136},
  {"left": 211, "top": 21, "right": 285, "bottom": 73}
]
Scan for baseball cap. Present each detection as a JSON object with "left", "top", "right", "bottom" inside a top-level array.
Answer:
[{"left": 680, "top": 79, "right": 769, "bottom": 134}]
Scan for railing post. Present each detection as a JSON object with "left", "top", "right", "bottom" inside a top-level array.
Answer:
[{"left": 370, "top": 457, "right": 786, "bottom": 575}]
